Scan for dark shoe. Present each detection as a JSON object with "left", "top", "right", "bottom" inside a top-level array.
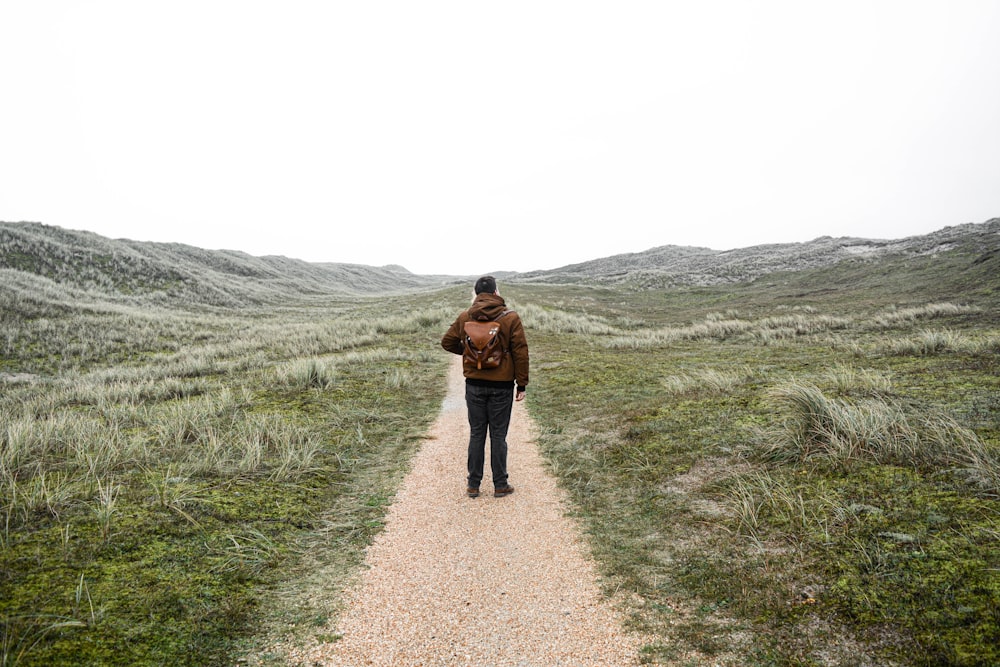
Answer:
[
  {"left": 494, "top": 485, "right": 515, "bottom": 498},
  {"left": 467, "top": 486, "right": 480, "bottom": 498}
]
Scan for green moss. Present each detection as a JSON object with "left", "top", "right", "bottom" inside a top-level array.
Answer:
[
  {"left": 5, "top": 258, "right": 999, "bottom": 665},
  {"left": 817, "top": 467, "right": 1000, "bottom": 665},
  {"left": 1, "top": 300, "right": 451, "bottom": 666},
  {"left": 510, "top": 280, "right": 1000, "bottom": 664}
]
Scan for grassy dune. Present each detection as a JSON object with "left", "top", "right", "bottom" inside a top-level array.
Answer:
[
  {"left": 510, "top": 249, "right": 999, "bottom": 665},
  {"left": 0, "top": 279, "right": 467, "bottom": 665},
  {"left": 2, "top": 225, "right": 998, "bottom": 665}
]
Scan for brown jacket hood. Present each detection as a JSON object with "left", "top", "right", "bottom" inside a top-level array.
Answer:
[{"left": 467, "top": 293, "right": 508, "bottom": 322}]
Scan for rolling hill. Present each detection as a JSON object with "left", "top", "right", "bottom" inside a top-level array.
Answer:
[
  {"left": 0, "top": 221, "right": 458, "bottom": 307},
  {"left": 2, "top": 218, "right": 998, "bottom": 307},
  {"left": 514, "top": 217, "right": 1000, "bottom": 288}
]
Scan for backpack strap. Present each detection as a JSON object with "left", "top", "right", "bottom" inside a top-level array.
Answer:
[{"left": 471, "top": 309, "right": 512, "bottom": 323}]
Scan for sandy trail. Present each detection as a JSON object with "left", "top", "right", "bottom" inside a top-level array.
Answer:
[{"left": 292, "top": 358, "right": 640, "bottom": 666}]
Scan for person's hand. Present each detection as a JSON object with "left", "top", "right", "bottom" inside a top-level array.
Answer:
[{"left": 515, "top": 389, "right": 526, "bottom": 402}]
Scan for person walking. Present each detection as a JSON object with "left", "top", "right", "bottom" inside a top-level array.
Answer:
[{"left": 441, "top": 276, "right": 529, "bottom": 498}]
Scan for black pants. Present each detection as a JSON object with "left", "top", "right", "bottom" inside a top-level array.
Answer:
[{"left": 465, "top": 383, "right": 514, "bottom": 488}]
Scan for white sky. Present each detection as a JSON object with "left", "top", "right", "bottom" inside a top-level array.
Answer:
[{"left": 2, "top": 2, "right": 999, "bottom": 276}]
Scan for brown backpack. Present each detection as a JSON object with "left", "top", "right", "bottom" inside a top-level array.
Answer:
[{"left": 462, "top": 310, "right": 512, "bottom": 370}]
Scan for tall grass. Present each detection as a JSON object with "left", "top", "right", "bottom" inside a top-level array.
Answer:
[
  {"left": 876, "top": 328, "right": 1000, "bottom": 356},
  {"left": 274, "top": 358, "right": 337, "bottom": 389},
  {"left": 822, "top": 363, "right": 893, "bottom": 396},
  {"left": 604, "top": 311, "right": 853, "bottom": 348},
  {"left": 755, "top": 382, "right": 998, "bottom": 494},
  {"left": 516, "top": 302, "right": 620, "bottom": 335},
  {"left": 871, "top": 302, "right": 978, "bottom": 328},
  {"left": 597, "top": 302, "right": 976, "bottom": 352},
  {"left": 727, "top": 469, "right": 835, "bottom": 545},
  {"left": 3, "top": 245, "right": 998, "bottom": 665},
  {"left": 513, "top": 279, "right": 1000, "bottom": 665},
  {"left": 662, "top": 366, "right": 753, "bottom": 395},
  {"left": 0, "top": 284, "right": 457, "bottom": 665}
]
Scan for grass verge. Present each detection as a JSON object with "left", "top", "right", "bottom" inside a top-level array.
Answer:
[
  {"left": 1, "top": 291, "right": 461, "bottom": 666},
  {"left": 509, "top": 280, "right": 999, "bottom": 666}
]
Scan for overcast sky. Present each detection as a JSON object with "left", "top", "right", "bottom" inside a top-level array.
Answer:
[{"left": 2, "top": 2, "right": 999, "bottom": 275}]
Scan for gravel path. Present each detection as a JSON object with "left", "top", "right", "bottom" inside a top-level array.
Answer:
[{"left": 291, "top": 358, "right": 641, "bottom": 666}]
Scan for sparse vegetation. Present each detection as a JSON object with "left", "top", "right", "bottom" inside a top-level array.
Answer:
[
  {"left": 510, "top": 252, "right": 999, "bottom": 666},
  {"left": 2, "top": 218, "right": 998, "bottom": 665},
  {"left": 0, "top": 252, "right": 459, "bottom": 665}
]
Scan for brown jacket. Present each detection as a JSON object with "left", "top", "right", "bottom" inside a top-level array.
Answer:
[{"left": 441, "top": 293, "right": 529, "bottom": 389}]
